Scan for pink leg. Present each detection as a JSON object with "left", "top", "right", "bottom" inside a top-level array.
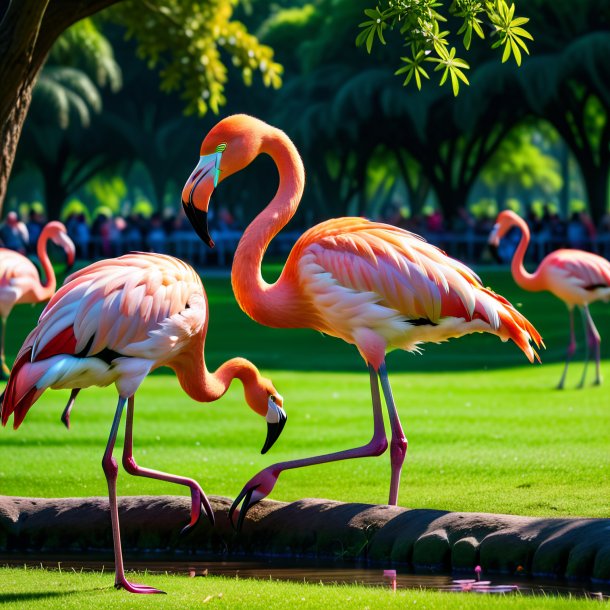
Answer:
[
  {"left": 61, "top": 389, "right": 80, "bottom": 429},
  {"left": 378, "top": 362, "right": 407, "bottom": 505},
  {"left": 579, "top": 305, "right": 602, "bottom": 387},
  {"left": 0, "top": 316, "right": 10, "bottom": 378},
  {"left": 230, "top": 364, "right": 388, "bottom": 529},
  {"left": 557, "top": 307, "right": 576, "bottom": 390},
  {"left": 122, "top": 396, "right": 214, "bottom": 531},
  {"left": 103, "top": 395, "right": 164, "bottom": 594}
]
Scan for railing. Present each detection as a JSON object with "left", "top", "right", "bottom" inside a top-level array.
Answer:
[{"left": 79, "top": 229, "right": 610, "bottom": 267}]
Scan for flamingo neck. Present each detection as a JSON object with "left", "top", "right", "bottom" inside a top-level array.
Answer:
[
  {"left": 231, "top": 127, "right": 305, "bottom": 328},
  {"left": 36, "top": 228, "right": 56, "bottom": 298},
  {"left": 176, "top": 338, "right": 261, "bottom": 404},
  {"left": 509, "top": 216, "right": 537, "bottom": 290}
]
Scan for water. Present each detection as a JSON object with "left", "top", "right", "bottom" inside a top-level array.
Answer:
[{"left": 2, "top": 558, "right": 608, "bottom": 600}]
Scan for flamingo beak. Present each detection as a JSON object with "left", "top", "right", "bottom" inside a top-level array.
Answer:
[
  {"left": 181, "top": 153, "right": 221, "bottom": 248},
  {"left": 262, "top": 396, "right": 287, "bottom": 454},
  {"left": 488, "top": 224, "right": 503, "bottom": 263},
  {"left": 54, "top": 232, "right": 76, "bottom": 271}
]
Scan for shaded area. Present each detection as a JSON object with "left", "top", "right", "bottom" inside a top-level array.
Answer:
[{"left": 1, "top": 495, "right": 609, "bottom": 586}]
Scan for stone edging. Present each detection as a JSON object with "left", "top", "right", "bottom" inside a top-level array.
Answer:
[{"left": 1, "top": 495, "right": 608, "bottom": 584}]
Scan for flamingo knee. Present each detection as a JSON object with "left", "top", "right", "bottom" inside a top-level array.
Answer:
[
  {"left": 390, "top": 435, "right": 408, "bottom": 468},
  {"left": 122, "top": 454, "right": 138, "bottom": 475},
  {"left": 367, "top": 434, "right": 388, "bottom": 457},
  {"left": 102, "top": 454, "right": 119, "bottom": 482}
]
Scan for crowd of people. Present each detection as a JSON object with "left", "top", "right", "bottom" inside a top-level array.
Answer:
[{"left": 2, "top": 204, "right": 610, "bottom": 267}]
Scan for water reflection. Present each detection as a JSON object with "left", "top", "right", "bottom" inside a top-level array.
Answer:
[{"left": 2, "top": 558, "right": 608, "bottom": 600}]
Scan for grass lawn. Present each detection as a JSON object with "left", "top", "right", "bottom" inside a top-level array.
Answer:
[
  {"left": 0, "top": 268, "right": 609, "bottom": 606},
  {"left": 0, "top": 269, "right": 608, "bottom": 517},
  {"left": 0, "top": 567, "right": 603, "bottom": 609}
]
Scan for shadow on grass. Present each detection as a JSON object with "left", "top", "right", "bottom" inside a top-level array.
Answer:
[{"left": 0, "top": 588, "right": 102, "bottom": 603}]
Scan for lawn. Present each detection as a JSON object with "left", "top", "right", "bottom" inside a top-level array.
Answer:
[
  {"left": 0, "top": 268, "right": 608, "bottom": 517},
  {"left": 0, "top": 567, "right": 603, "bottom": 609}
]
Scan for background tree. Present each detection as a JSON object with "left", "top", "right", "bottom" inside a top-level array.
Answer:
[{"left": 0, "top": 0, "right": 282, "bottom": 215}]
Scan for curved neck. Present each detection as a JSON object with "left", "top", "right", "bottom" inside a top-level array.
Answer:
[
  {"left": 175, "top": 337, "right": 261, "bottom": 403},
  {"left": 508, "top": 216, "right": 538, "bottom": 290},
  {"left": 231, "top": 128, "right": 305, "bottom": 328},
  {"left": 36, "top": 228, "right": 56, "bottom": 298}
]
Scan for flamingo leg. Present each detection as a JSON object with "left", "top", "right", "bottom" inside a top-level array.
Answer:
[
  {"left": 378, "top": 362, "right": 407, "bottom": 506},
  {"left": 557, "top": 307, "right": 576, "bottom": 390},
  {"left": 103, "top": 395, "right": 164, "bottom": 595},
  {"left": 61, "top": 389, "right": 80, "bottom": 429},
  {"left": 579, "top": 305, "right": 602, "bottom": 387},
  {"left": 229, "top": 364, "right": 388, "bottom": 529},
  {"left": 0, "top": 316, "right": 10, "bottom": 379},
  {"left": 122, "top": 396, "right": 214, "bottom": 531}
]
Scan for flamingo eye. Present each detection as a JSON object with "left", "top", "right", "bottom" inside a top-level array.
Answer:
[
  {"left": 216, "top": 143, "right": 227, "bottom": 153},
  {"left": 269, "top": 395, "right": 276, "bottom": 403}
]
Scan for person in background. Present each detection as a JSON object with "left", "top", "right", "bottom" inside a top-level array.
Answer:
[
  {"left": 0, "top": 211, "right": 29, "bottom": 254},
  {"left": 25, "top": 209, "right": 45, "bottom": 253}
]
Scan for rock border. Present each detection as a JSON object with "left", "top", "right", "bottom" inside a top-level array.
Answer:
[{"left": 1, "top": 495, "right": 608, "bottom": 584}]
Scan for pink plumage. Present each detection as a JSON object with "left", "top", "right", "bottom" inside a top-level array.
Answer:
[
  {"left": 491, "top": 210, "right": 610, "bottom": 388},
  {"left": 0, "top": 221, "right": 74, "bottom": 377},
  {"left": 1, "top": 251, "right": 285, "bottom": 593},
  {"left": 179, "top": 114, "right": 543, "bottom": 528}
]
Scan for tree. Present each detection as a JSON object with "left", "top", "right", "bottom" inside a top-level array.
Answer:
[
  {"left": 0, "top": 0, "right": 282, "bottom": 215},
  {"left": 359, "top": 0, "right": 532, "bottom": 95}
]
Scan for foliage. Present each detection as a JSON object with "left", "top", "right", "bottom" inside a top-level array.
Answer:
[
  {"left": 30, "top": 18, "right": 121, "bottom": 130},
  {"left": 480, "top": 125, "right": 563, "bottom": 195},
  {"left": 83, "top": 175, "right": 128, "bottom": 215},
  {"left": 108, "top": 0, "right": 283, "bottom": 115},
  {"left": 357, "top": 0, "right": 532, "bottom": 95}
]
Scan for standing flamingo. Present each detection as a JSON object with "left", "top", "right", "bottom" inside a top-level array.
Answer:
[
  {"left": 490, "top": 209, "right": 610, "bottom": 389},
  {"left": 0, "top": 252, "right": 286, "bottom": 593},
  {"left": 180, "top": 114, "right": 542, "bottom": 528},
  {"left": 0, "top": 221, "right": 75, "bottom": 378}
]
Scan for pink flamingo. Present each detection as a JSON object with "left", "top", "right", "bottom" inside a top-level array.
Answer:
[
  {"left": 490, "top": 210, "right": 610, "bottom": 389},
  {"left": 180, "top": 114, "right": 542, "bottom": 528},
  {"left": 0, "top": 221, "right": 75, "bottom": 378},
  {"left": 0, "top": 252, "right": 286, "bottom": 593}
]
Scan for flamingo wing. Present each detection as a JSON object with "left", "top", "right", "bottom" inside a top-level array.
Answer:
[
  {"left": 36, "top": 252, "right": 206, "bottom": 362},
  {"left": 295, "top": 218, "right": 541, "bottom": 361},
  {"left": 0, "top": 249, "right": 41, "bottom": 304},
  {"left": 546, "top": 250, "right": 610, "bottom": 291},
  {"left": 1, "top": 253, "right": 206, "bottom": 428}
]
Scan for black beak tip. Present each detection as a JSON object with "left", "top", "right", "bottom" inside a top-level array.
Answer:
[
  {"left": 182, "top": 200, "right": 214, "bottom": 248},
  {"left": 488, "top": 243, "right": 503, "bottom": 264},
  {"left": 261, "top": 413, "right": 287, "bottom": 455}
]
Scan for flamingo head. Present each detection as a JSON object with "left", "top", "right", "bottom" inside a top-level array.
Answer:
[
  {"left": 181, "top": 114, "right": 267, "bottom": 246},
  {"left": 489, "top": 210, "right": 521, "bottom": 246},
  {"left": 244, "top": 377, "right": 286, "bottom": 454},
  {"left": 45, "top": 221, "right": 76, "bottom": 269}
]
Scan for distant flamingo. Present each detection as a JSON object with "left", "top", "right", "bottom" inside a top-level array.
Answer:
[
  {"left": 180, "top": 114, "right": 542, "bottom": 527},
  {"left": 0, "top": 252, "right": 286, "bottom": 593},
  {"left": 490, "top": 210, "right": 610, "bottom": 389},
  {"left": 0, "top": 221, "right": 75, "bottom": 378}
]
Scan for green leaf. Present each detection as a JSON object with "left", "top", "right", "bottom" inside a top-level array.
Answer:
[{"left": 502, "top": 39, "right": 511, "bottom": 62}]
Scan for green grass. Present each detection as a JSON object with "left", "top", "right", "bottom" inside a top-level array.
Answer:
[
  {"left": 1, "top": 269, "right": 608, "bottom": 517},
  {"left": 1, "top": 268, "right": 609, "bottom": 607},
  {"left": 0, "top": 567, "right": 602, "bottom": 609}
]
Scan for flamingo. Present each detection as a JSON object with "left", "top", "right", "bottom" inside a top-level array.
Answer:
[
  {"left": 0, "top": 221, "right": 75, "bottom": 378},
  {"left": 490, "top": 209, "right": 610, "bottom": 389},
  {"left": 180, "top": 114, "right": 542, "bottom": 528},
  {"left": 0, "top": 251, "right": 286, "bottom": 593}
]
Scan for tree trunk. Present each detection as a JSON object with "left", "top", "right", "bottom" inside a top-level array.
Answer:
[
  {"left": 581, "top": 164, "right": 610, "bottom": 225},
  {"left": 0, "top": 0, "right": 122, "bottom": 216}
]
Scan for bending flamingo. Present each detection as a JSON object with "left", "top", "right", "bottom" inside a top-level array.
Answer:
[
  {"left": 180, "top": 114, "right": 542, "bottom": 528},
  {"left": 0, "top": 221, "right": 75, "bottom": 378},
  {"left": 490, "top": 209, "right": 610, "bottom": 389},
  {"left": 0, "top": 252, "right": 286, "bottom": 593}
]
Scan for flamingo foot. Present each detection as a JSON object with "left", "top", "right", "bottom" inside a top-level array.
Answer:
[
  {"left": 115, "top": 576, "right": 166, "bottom": 594},
  {"left": 229, "top": 466, "right": 279, "bottom": 531},
  {"left": 180, "top": 483, "right": 215, "bottom": 535}
]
